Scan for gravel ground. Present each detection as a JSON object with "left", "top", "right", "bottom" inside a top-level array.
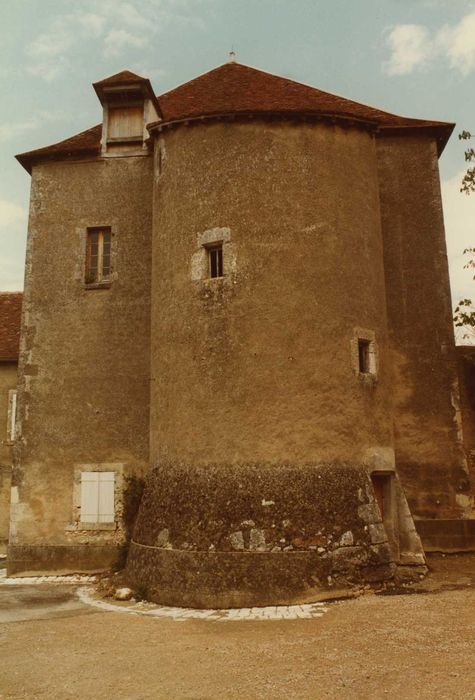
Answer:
[{"left": 1, "top": 585, "right": 475, "bottom": 700}]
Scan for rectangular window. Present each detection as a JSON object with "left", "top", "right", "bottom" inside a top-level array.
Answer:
[
  {"left": 80, "top": 471, "right": 115, "bottom": 523},
  {"left": 85, "top": 228, "right": 111, "bottom": 285},
  {"left": 207, "top": 244, "right": 223, "bottom": 278},
  {"left": 7, "top": 389, "right": 17, "bottom": 443},
  {"left": 358, "top": 339, "right": 371, "bottom": 374}
]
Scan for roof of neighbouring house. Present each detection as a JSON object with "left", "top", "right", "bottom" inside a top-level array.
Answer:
[
  {"left": 16, "top": 61, "right": 455, "bottom": 173},
  {"left": 0, "top": 292, "right": 22, "bottom": 362}
]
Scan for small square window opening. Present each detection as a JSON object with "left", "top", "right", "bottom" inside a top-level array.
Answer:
[
  {"left": 358, "top": 339, "right": 372, "bottom": 374},
  {"left": 207, "top": 244, "right": 223, "bottom": 278},
  {"left": 85, "top": 228, "right": 111, "bottom": 285}
]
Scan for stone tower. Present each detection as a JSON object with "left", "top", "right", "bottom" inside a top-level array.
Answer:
[{"left": 11, "top": 63, "right": 473, "bottom": 605}]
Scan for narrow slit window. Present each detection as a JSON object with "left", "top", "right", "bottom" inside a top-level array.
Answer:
[
  {"left": 207, "top": 244, "right": 223, "bottom": 278},
  {"left": 7, "top": 389, "right": 17, "bottom": 443},
  {"left": 85, "top": 228, "right": 111, "bottom": 285},
  {"left": 358, "top": 339, "right": 371, "bottom": 373}
]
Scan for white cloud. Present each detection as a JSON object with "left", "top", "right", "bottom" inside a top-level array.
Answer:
[
  {"left": 384, "top": 10, "right": 475, "bottom": 76},
  {"left": 0, "top": 111, "right": 66, "bottom": 143},
  {"left": 103, "top": 29, "right": 148, "bottom": 59},
  {"left": 441, "top": 171, "right": 475, "bottom": 306},
  {"left": 0, "top": 201, "right": 27, "bottom": 230},
  {"left": 0, "top": 254, "right": 24, "bottom": 291},
  {"left": 0, "top": 200, "right": 28, "bottom": 291},
  {"left": 76, "top": 12, "right": 106, "bottom": 37},
  {"left": 384, "top": 25, "right": 433, "bottom": 76},
  {"left": 24, "top": 0, "right": 210, "bottom": 81},
  {"left": 439, "top": 12, "right": 475, "bottom": 76}
]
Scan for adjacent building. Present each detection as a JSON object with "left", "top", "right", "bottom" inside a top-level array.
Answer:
[{"left": 0, "top": 292, "right": 22, "bottom": 554}]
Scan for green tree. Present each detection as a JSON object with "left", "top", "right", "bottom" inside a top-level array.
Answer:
[{"left": 454, "top": 132, "right": 475, "bottom": 342}]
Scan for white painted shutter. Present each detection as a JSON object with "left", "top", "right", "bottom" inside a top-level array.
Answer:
[
  {"left": 80, "top": 472, "right": 100, "bottom": 523},
  {"left": 98, "top": 472, "right": 115, "bottom": 523}
]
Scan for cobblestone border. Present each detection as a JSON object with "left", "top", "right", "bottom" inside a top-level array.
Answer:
[
  {"left": 0, "top": 570, "right": 97, "bottom": 585},
  {"left": 77, "top": 587, "right": 329, "bottom": 621},
  {"left": 0, "top": 570, "right": 329, "bottom": 621}
]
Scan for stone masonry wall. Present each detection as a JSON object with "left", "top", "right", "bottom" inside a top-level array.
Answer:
[
  {"left": 8, "top": 154, "right": 153, "bottom": 574},
  {"left": 377, "top": 135, "right": 471, "bottom": 520}
]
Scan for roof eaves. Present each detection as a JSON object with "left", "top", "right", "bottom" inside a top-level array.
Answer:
[{"left": 379, "top": 121, "right": 455, "bottom": 155}]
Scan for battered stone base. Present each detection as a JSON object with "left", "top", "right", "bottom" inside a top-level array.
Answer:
[
  {"left": 7, "top": 544, "right": 121, "bottom": 576},
  {"left": 126, "top": 461, "right": 419, "bottom": 607},
  {"left": 415, "top": 519, "right": 475, "bottom": 553}
]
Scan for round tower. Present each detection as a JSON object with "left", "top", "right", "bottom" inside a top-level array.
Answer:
[{"left": 126, "top": 65, "right": 427, "bottom": 607}]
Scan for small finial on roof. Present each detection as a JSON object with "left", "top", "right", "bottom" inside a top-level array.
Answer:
[{"left": 228, "top": 48, "right": 236, "bottom": 63}]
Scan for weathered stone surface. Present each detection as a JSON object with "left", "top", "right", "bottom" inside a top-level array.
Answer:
[
  {"left": 126, "top": 463, "right": 400, "bottom": 606},
  {"left": 393, "top": 565, "right": 428, "bottom": 585},
  {"left": 357, "top": 503, "right": 380, "bottom": 524},
  {"left": 229, "top": 531, "right": 244, "bottom": 551},
  {"left": 114, "top": 587, "right": 134, "bottom": 601},
  {"left": 331, "top": 546, "right": 368, "bottom": 573},
  {"left": 249, "top": 529, "right": 266, "bottom": 551},
  {"left": 339, "top": 531, "right": 354, "bottom": 547},
  {"left": 126, "top": 540, "right": 334, "bottom": 608},
  {"left": 7, "top": 544, "right": 121, "bottom": 576},
  {"left": 155, "top": 528, "right": 170, "bottom": 547},
  {"left": 368, "top": 523, "right": 387, "bottom": 545}
]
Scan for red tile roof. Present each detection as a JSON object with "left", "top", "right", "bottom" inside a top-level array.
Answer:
[
  {"left": 0, "top": 293, "right": 22, "bottom": 362},
  {"left": 93, "top": 70, "right": 147, "bottom": 86},
  {"left": 16, "top": 62, "right": 454, "bottom": 173},
  {"left": 158, "top": 62, "right": 448, "bottom": 130},
  {"left": 16, "top": 124, "right": 102, "bottom": 172}
]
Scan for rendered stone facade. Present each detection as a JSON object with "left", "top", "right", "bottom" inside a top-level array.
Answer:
[{"left": 8, "top": 62, "right": 475, "bottom": 604}]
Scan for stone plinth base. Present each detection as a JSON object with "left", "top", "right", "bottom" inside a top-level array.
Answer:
[
  {"left": 415, "top": 519, "right": 475, "bottom": 553},
  {"left": 126, "top": 461, "right": 421, "bottom": 608},
  {"left": 7, "top": 544, "right": 121, "bottom": 576}
]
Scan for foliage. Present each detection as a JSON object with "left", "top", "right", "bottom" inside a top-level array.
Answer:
[
  {"left": 459, "top": 131, "right": 475, "bottom": 194},
  {"left": 112, "top": 475, "right": 145, "bottom": 572},
  {"left": 454, "top": 297, "right": 475, "bottom": 342},
  {"left": 455, "top": 132, "right": 475, "bottom": 341}
]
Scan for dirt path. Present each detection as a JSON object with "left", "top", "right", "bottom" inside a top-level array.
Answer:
[{"left": 1, "top": 585, "right": 475, "bottom": 700}]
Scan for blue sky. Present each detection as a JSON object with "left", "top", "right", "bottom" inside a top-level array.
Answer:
[{"left": 1, "top": 0, "right": 474, "bottom": 324}]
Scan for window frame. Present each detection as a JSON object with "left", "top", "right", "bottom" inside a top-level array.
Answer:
[
  {"left": 69, "top": 463, "right": 123, "bottom": 532},
  {"left": 206, "top": 242, "right": 224, "bottom": 279},
  {"left": 85, "top": 227, "right": 112, "bottom": 288},
  {"left": 351, "top": 328, "right": 378, "bottom": 380}
]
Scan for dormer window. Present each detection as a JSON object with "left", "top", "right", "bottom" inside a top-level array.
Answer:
[
  {"left": 93, "top": 70, "right": 162, "bottom": 156},
  {"left": 107, "top": 105, "right": 144, "bottom": 143}
]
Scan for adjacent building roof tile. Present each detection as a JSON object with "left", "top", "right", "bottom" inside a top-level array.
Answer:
[{"left": 0, "top": 293, "right": 22, "bottom": 361}]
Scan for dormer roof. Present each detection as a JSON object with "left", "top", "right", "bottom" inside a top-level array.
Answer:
[
  {"left": 94, "top": 70, "right": 147, "bottom": 86},
  {"left": 93, "top": 70, "right": 161, "bottom": 116},
  {"left": 16, "top": 61, "right": 455, "bottom": 174}
]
